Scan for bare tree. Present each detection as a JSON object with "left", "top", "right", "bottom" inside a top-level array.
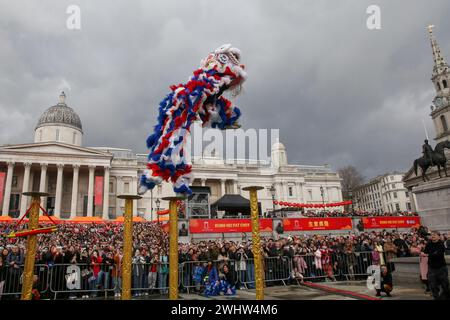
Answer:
[{"left": 337, "top": 166, "right": 364, "bottom": 200}]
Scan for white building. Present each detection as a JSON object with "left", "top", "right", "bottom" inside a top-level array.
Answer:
[
  {"left": 0, "top": 92, "right": 343, "bottom": 220},
  {"left": 355, "top": 172, "right": 412, "bottom": 213}
]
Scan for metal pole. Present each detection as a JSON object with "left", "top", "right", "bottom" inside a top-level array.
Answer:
[
  {"left": 163, "top": 196, "right": 185, "bottom": 300},
  {"left": 150, "top": 189, "right": 153, "bottom": 221},
  {"left": 21, "top": 191, "right": 49, "bottom": 300},
  {"left": 117, "top": 194, "right": 141, "bottom": 300},
  {"left": 243, "top": 186, "right": 264, "bottom": 300}
]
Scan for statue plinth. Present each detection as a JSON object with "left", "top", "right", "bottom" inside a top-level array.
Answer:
[{"left": 412, "top": 176, "right": 450, "bottom": 232}]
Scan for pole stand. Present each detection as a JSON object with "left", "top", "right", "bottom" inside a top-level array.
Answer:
[{"left": 117, "top": 194, "right": 142, "bottom": 300}]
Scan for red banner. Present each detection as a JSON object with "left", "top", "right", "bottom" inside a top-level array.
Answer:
[
  {"left": 283, "top": 218, "right": 353, "bottom": 231},
  {"left": 189, "top": 218, "right": 273, "bottom": 233},
  {"left": 94, "top": 176, "right": 103, "bottom": 206},
  {"left": 362, "top": 216, "right": 421, "bottom": 229},
  {"left": 0, "top": 172, "right": 5, "bottom": 205}
]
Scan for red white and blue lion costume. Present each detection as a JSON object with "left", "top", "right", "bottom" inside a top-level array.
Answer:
[{"left": 139, "top": 44, "right": 247, "bottom": 196}]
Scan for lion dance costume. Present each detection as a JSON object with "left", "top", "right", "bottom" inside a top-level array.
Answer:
[{"left": 139, "top": 44, "right": 247, "bottom": 196}]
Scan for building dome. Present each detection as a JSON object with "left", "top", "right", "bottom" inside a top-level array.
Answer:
[
  {"left": 272, "top": 141, "right": 286, "bottom": 151},
  {"left": 36, "top": 92, "right": 82, "bottom": 132},
  {"left": 34, "top": 92, "right": 83, "bottom": 146}
]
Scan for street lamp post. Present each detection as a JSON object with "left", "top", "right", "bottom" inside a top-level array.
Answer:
[
  {"left": 150, "top": 189, "right": 153, "bottom": 221},
  {"left": 156, "top": 198, "right": 161, "bottom": 224},
  {"left": 348, "top": 188, "right": 354, "bottom": 213},
  {"left": 320, "top": 186, "right": 325, "bottom": 210},
  {"left": 269, "top": 185, "right": 276, "bottom": 214}
]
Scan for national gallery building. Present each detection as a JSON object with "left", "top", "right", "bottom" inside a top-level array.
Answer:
[{"left": 0, "top": 93, "right": 343, "bottom": 221}]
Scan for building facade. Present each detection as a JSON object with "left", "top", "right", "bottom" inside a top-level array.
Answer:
[
  {"left": 355, "top": 172, "right": 412, "bottom": 213},
  {"left": 0, "top": 92, "right": 343, "bottom": 220}
]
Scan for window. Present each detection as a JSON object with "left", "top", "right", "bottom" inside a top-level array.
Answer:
[
  {"left": 109, "top": 182, "right": 114, "bottom": 194},
  {"left": 39, "top": 130, "right": 42, "bottom": 142},
  {"left": 406, "top": 202, "right": 411, "bottom": 211},
  {"left": 390, "top": 176, "right": 394, "bottom": 181},
  {"left": 441, "top": 115, "right": 448, "bottom": 132},
  {"left": 124, "top": 182, "right": 130, "bottom": 193},
  {"left": 72, "top": 132, "right": 76, "bottom": 144},
  {"left": 395, "top": 203, "right": 400, "bottom": 211},
  {"left": 56, "top": 129, "right": 60, "bottom": 141},
  {"left": 393, "top": 192, "right": 397, "bottom": 199},
  {"left": 443, "top": 79, "right": 448, "bottom": 89},
  {"left": 288, "top": 186, "right": 293, "bottom": 197},
  {"left": 405, "top": 191, "right": 409, "bottom": 198},
  {"left": 308, "top": 190, "right": 312, "bottom": 200}
]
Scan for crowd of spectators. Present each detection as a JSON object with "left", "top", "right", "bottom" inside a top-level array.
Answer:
[{"left": 0, "top": 221, "right": 449, "bottom": 299}]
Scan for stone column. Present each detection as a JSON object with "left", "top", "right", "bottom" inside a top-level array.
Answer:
[
  {"left": 70, "top": 164, "right": 80, "bottom": 219},
  {"left": 1, "top": 162, "right": 14, "bottom": 216},
  {"left": 115, "top": 176, "right": 123, "bottom": 217},
  {"left": 20, "top": 162, "right": 32, "bottom": 216},
  {"left": 233, "top": 180, "right": 238, "bottom": 194},
  {"left": 39, "top": 163, "right": 48, "bottom": 210},
  {"left": 220, "top": 179, "right": 226, "bottom": 196},
  {"left": 54, "top": 164, "right": 64, "bottom": 218},
  {"left": 295, "top": 182, "right": 303, "bottom": 202},
  {"left": 102, "top": 166, "right": 110, "bottom": 220},
  {"left": 132, "top": 176, "right": 138, "bottom": 216},
  {"left": 201, "top": 178, "right": 206, "bottom": 187},
  {"left": 87, "top": 165, "right": 95, "bottom": 217}
]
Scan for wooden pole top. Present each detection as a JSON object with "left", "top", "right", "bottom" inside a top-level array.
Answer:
[
  {"left": 22, "top": 192, "right": 50, "bottom": 197},
  {"left": 117, "top": 194, "right": 142, "bottom": 200},
  {"left": 242, "top": 186, "right": 264, "bottom": 191},
  {"left": 162, "top": 196, "right": 187, "bottom": 201}
]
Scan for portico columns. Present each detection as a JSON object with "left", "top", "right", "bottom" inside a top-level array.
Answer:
[
  {"left": 102, "top": 166, "right": 110, "bottom": 220},
  {"left": 70, "top": 164, "right": 80, "bottom": 219},
  {"left": 39, "top": 163, "right": 48, "bottom": 210},
  {"left": 116, "top": 176, "right": 123, "bottom": 216},
  {"left": 220, "top": 179, "right": 226, "bottom": 196},
  {"left": 1, "top": 162, "right": 15, "bottom": 216},
  {"left": 132, "top": 176, "right": 138, "bottom": 217},
  {"left": 87, "top": 165, "right": 95, "bottom": 217},
  {"left": 54, "top": 164, "right": 64, "bottom": 218},
  {"left": 20, "top": 162, "right": 32, "bottom": 216}
]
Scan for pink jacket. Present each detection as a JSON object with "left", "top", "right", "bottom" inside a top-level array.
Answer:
[{"left": 419, "top": 252, "right": 428, "bottom": 280}]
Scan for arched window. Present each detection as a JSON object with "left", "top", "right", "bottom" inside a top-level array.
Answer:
[
  {"left": 72, "top": 132, "right": 76, "bottom": 144},
  {"left": 441, "top": 115, "right": 448, "bottom": 132},
  {"left": 443, "top": 79, "right": 448, "bottom": 89},
  {"left": 56, "top": 129, "right": 60, "bottom": 141}
]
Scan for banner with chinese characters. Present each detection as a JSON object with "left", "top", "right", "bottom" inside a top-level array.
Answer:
[
  {"left": 94, "top": 176, "right": 103, "bottom": 206},
  {"left": 0, "top": 172, "right": 5, "bottom": 205},
  {"left": 189, "top": 218, "right": 273, "bottom": 233},
  {"left": 282, "top": 218, "right": 353, "bottom": 231},
  {"left": 362, "top": 216, "right": 421, "bottom": 229}
]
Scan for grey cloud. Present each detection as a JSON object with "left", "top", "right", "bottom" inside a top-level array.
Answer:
[{"left": 1, "top": 0, "right": 449, "bottom": 181}]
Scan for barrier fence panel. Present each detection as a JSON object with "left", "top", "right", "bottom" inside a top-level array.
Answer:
[
  {"left": 48, "top": 263, "right": 118, "bottom": 300},
  {"left": 129, "top": 262, "right": 170, "bottom": 296},
  {"left": 0, "top": 264, "right": 49, "bottom": 299},
  {"left": 0, "top": 252, "right": 381, "bottom": 299}
]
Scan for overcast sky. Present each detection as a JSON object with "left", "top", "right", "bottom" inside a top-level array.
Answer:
[{"left": 1, "top": 0, "right": 449, "bottom": 181}]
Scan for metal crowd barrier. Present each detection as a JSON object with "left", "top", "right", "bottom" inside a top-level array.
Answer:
[
  {"left": 0, "top": 264, "right": 49, "bottom": 299},
  {"left": 129, "top": 262, "right": 170, "bottom": 296},
  {"left": 0, "top": 251, "right": 383, "bottom": 299}
]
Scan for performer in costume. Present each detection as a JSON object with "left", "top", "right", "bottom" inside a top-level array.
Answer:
[{"left": 139, "top": 44, "right": 247, "bottom": 196}]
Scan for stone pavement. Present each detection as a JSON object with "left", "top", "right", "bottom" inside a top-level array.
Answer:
[{"left": 82, "top": 281, "right": 433, "bottom": 300}]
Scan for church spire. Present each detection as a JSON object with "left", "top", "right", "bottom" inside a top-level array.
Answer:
[{"left": 428, "top": 25, "right": 449, "bottom": 77}]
